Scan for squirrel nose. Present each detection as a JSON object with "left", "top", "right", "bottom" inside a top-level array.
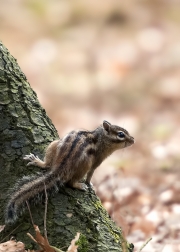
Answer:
[{"left": 130, "top": 136, "right": 135, "bottom": 143}]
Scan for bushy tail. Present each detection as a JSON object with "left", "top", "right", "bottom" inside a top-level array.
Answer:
[{"left": 5, "top": 171, "right": 61, "bottom": 224}]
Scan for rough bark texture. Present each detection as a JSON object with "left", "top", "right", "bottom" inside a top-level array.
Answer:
[{"left": 0, "top": 42, "right": 134, "bottom": 252}]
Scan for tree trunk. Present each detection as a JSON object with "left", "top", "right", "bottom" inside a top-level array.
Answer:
[{"left": 0, "top": 42, "right": 134, "bottom": 252}]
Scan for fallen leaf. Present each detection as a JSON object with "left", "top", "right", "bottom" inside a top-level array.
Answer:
[{"left": 67, "top": 233, "right": 80, "bottom": 252}]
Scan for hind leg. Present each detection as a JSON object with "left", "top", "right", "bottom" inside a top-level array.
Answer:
[
  {"left": 24, "top": 153, "right": 47, "bottom": 168},
  {"left": 24, "top": 140, "right": 59, "bottom": 168}
]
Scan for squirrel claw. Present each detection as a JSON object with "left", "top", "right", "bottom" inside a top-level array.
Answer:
[
  {"left": 23, "top": 153, "right": 41, "bottom": 166},
  {"left": 71, "top": 182, "right": 88, "bottom": 191},
  {"left": 80, "top": 183, "right": 88, "bottom": 191},
  {"left": 85, "top": 181, "right": 94, "bottom": 188},
  {"left": 24, "top": 153, "right": 35, "bottom": 161},
  {"left": 26, "top": 162, "right": 34, "bottom": 166},
  {"left": 89, "top": 182, "right": 94, "bottom": 188}
]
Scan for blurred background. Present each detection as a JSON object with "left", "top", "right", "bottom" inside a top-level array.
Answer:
[{"left": 1, "top": 0, "right": 180, "bottom": 251}]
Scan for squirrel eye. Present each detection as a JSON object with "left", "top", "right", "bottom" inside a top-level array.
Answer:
[{"left": 118, "top": 131, "right": 125, "bottom": 139}]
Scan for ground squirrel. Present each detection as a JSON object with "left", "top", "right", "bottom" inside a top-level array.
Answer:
[{"left": 5, "top": 120, "right": 134, "bottom": 224}]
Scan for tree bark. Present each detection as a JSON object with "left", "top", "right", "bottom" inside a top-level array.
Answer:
[{"left": 0, "top": 42, "right": 134, "bottom": 252}]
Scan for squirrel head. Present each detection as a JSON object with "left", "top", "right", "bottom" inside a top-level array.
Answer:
[{"left": 102, "top": 120, "right": 134, "bottom": 149}]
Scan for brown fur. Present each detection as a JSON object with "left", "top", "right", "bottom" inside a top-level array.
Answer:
[{"left": 5, "top": 120, "right": 134, "bottom": 224}]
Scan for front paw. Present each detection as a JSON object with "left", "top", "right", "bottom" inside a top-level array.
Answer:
[
  {"left": 80, "top": 183, "right": 88, "bottom": 191},
  {"left": 85, "top": 181, "right": 94, "bottom": 188},
  {"left": 23, "top": 153, "right": 40, "bottom": 166},
  {"left": 71, "top": 182, "right": 88, "bottom": 191}
]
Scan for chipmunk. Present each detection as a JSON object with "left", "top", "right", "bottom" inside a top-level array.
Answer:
[{"left": 5, "top": 120, "right": 134, "bottom": 224}]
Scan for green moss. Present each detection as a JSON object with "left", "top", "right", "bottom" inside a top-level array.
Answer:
[
  {"left": 127, "top": 243, "right": 134, "bottom": 252},
  {"left": 76, "top": 234, "right": 89, "bottom": 252},
  {"left": 93, "top": 198, "right": 120, "bottom": 243}
]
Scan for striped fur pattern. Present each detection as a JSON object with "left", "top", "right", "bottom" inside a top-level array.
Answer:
[{"left": 5, "top": 120, "right": 134, "bottom": 224}]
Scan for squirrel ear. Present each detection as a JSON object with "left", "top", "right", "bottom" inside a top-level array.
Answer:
[{"left": 103, "top": 120, "right": 111, "bottom": 132}]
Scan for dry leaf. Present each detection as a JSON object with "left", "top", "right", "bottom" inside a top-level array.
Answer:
[
  {"left": 0, "top": 225, "right": 5, "bottom": 233},
  {"left": 0, "top": 240, "right": 25, "bottom": 252},
  {"left": 67, "top": 233, "right": 80, "bottom": 252},
  {"left": 27, "top": 225, "right": 55, "bottom": 252}
]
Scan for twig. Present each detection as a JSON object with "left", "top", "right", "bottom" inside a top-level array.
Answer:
[
  {"left": 26, "top": 200, "right": 35, "bottom": 226},
  {"left": 0, "top": 224, "right": 22, "bottom": 243},
  {"left": 27, "top": 232, "right": 37, "bottom": 243},
  {"left": 44, "top": 182, "right": 48, "bottom": 239},
  {"left": 138, "top": 237, "right": 152, "bottom": 252}
]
